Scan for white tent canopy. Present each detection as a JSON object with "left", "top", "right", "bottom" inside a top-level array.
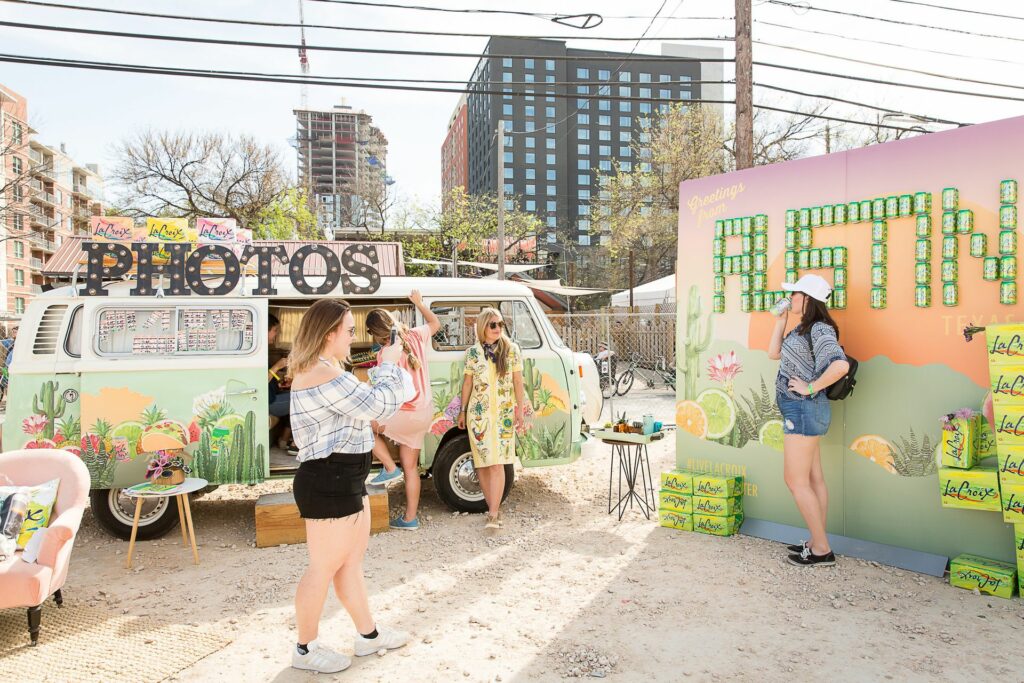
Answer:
[{"left": 610, "top": 274, "right": 676, "bottom": 307}]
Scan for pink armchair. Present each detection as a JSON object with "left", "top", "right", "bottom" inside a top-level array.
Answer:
[{"left": 0, "top": 449, "right": 90, "bottom": 646}]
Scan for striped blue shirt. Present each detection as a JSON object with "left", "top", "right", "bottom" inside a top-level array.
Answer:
[
  {"left": 776, "top": 322, "right": 846, "bottom": 400},
  {"left": 290, "top": 363, "right": 408, "bottom": 462}
]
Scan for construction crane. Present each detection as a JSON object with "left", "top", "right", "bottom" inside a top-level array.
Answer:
[{"left": 298, "top": 0, "right": 310, "bottom": 109}]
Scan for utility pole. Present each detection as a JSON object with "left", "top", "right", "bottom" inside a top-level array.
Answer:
[
  {"left": 825, "top": 123, "right": 832, "bottom": 154},
  {"left": 735, "top": 0, "right": 753, "bottom": 169},
  {"left": 628, "top": 250, "right": 636, "bottom": 309},
  {"left": 496, "top": 121, "right": 506, "bottom": 280}
]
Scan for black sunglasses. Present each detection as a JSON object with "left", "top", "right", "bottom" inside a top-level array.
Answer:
[{"left": 487, "top": 321, "right": 505, "bottom": 330}]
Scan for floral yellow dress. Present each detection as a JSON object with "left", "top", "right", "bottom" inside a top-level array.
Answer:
[{"left": 464, "top": 342, "right": 522, "bottom": 467}]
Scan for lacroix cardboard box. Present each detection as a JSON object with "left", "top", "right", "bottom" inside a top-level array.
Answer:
[
  {"left": 949, "top": 554, "right": 1017, "bottom": 599},
  {"left": 940, "top": 417, "right": 977, "bottom": 469},
  {"left": 658, "top": 509, "right": 692, "bottom": 531},
  {"left": 986, "top": 324, "right": 1024, "bottom": 366},
  {"left": 660, "top": 470, "right": 693, "bottom": 495},
  {"left": 145, "top": 217, "right": 198, "bottom": 265},
  {"left": 1000, "top": 483, "right": 1024, "bottom": 524},
  {"left": 994, "top": 405, "right": 1024, "bottom": 449},
  {"left": 692, "top": 495, "right": 743, "bottom": 517},
  {"left": 1015, "top": 525, "right": 1024, "bottom": 593},
  {"left": 692, "top": 473, "right": 744, "bottom": 498},
  {"left": 658, "top": 490, "right": 692, "bottom": 514},
  {"left": 693, "top": 513, "right": 743, "bottom": 537},
  {"left": 990, "top": 365, "right": 1024, "bottom": 408},
  {"left": 998, "top": 447, "right": 1024, "bottom": 486},
  {"left": 938, "top": 467, "right": 1001, "bottom": 511},
  {"left": 978, "top": 417, "right": 997, "bottom": 458}
]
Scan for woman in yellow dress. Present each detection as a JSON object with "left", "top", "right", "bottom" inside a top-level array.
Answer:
[{"left": 456, "top": 307, "right": 530, "bottom": 530}]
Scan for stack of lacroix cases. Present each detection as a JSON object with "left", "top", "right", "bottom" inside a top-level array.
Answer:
[{"left": 658, "top": 470, "right": 744, "bottom": 536}]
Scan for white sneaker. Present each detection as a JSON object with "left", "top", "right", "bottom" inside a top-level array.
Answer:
[
  {"left": 354, "top": 626, "right": 409, "bottom": 657},
  {"left": 291, "top": 640, "right": 352, "bottom": 673}
]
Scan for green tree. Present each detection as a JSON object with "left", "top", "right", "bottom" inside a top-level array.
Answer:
[{"left": 252, "top": 188, "right": 318, "bottom": 239}]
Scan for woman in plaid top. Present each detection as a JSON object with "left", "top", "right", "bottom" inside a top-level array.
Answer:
[{"left": 287, "top": 299, "right": 412, "bottom": 674}]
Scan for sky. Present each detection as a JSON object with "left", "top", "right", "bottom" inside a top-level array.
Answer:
[{"left": 3, "top": 0, "right": 1024, "bottom": 212}]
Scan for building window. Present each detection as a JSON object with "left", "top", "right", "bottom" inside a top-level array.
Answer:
[
  {"left": 503, "top": 57, "right": 512, "bottom": 67},
  {"left": 619, "top": 72, "right": 631, "bottom": 82},
  {"left": 546, "top": 106, "right": 555, "bottom": 117},
  {"left": 621, "top": 162, "right": 633, "bottom": 172},
  {"left": 576, "top": 85, "right": 590, "bottom": 95},
  {"left": 547, "top": 185, "right": 557, "bottom": 195},
  {"left": 12, "top": 122, "right": 23, "bottom": 145},
  {"left": 578, "top": 174, "right": 590, "bottom": 185},
  {"left": 599, "top": 69, "right": 610, "bottom": 80},
  {"left": 14, "top": 298, "right": 25, "bottom": 315},
  {"left": 577, "top": 129, "right": 590, "bottom": 140},
  {"left": 546, "top": 153, "right": 556, "bottom": 165},
  {"left": 13, "top": 215, "right": 23, "bottom": 232},
  {"left": 619, "top": 131, "right": 632, "bottom": 141},
  {"left": 660, "top": 74, "right": 672, "bottom": 82},
  {"left": 13, "top": 241, "right": 23, "bottom": 258},
  {"left": 547, "top": 92, "right": 555, "bottom": 102},
  {"left": 599, "top": 100, "right": 610, "bottom": 111},
  {"left": 639, "top": 87, "right": 652, "bottom": 99},
  {"left": 545, "top": 75, "right": 555, "bottom": 83},
  {"left": 504, "top": 183, "right": 514, "bottom": 195},
  {"left": 504, "top": 167, "right": 514, "bottom": 179},
  {"left": 597, "top": 115, "right": 609, "bottom": 126},
  {"left": 680, "top": 91, "right": 692, "bottom": 100},
  {"left": 504, "top": 152, "right": 513, "bottom": 164},
  {"left": 545, "top": 59, "right": 555, "bottom": 70},
  {"left": 12, "top": 157, "right": 22, "bottom": 175},
  {"left": 547, "top": 224, "right": 557, "bottom": 236},
  {"left": 546, "top": 170, "right": 557, "bottom": 181},
  {"left": 578, "top": 113, "right": 590, "bottom": 125},
  {"left": 640, "top": 162, "right": 652, "bottom": 172},
  {"left": 577, "top": 67, "right": 590, "bottom": 78},
  {"left": 619, "top": 117, "right": 632, "bottom": 127},
  {"left": 526, "top": 153, "right": 535, "bottom": 163},
  {"left": 578, "top": 144, "right": 590, "bottom": 155},
  {"left": 14, "top": 270, "right": 24, "bottom": 286},
  {"left": 579, "top": 219, "right": 591, "bottom": 230},
  {"left": 525, "top": 136, "right": 536, "bottom": 148},
  {"left": 639, "top": 117, "right": 652, "bottom": 128},
  {"left": 503, "top": 88, "right": 512, "bottom": 100},
  {"left": 578, "top": 234, "right": 591, "bottom": 246},
  {"left": 503, "top": 103, "right": 513, "bottom": 116},
  {"left": 524, "top": 74, "right": 535, "bottom": 83},
  {"left": 577, "top": 99, "right": 590, "bottom": 109},
  {"left": 526, "top": 184, "right": 536, "bottom": 195},
  {"left": 525, "top": 89, "right": 535, "bottom": 101},
  {"left": 619, "top": 147, "right": 632, "bottom": 157},
  {"left": 502, "top": 72, "right": 512, "bottom": 82},
  {"left": 526, "top": 200, "right": 536, "bottom": 211},
  {"left": 547, "top": 200, "right": 557, "bottom": 211},
  {"left": 578, "top": 160, "right": 590, "bottom": 170},
  {"left": 525, "top": 58, "right": 534, "bottom": 69},
  {"left": 660, "top": 89, "right": 672, "bottom": 98},
  {"left": 599, "top": 145, "right": 611, "bottom": 156},
  {"left": 619, "top": 86, "right": 631, "bottom": 97},
  {"left": 680, "top": 75, "right": 692, "bottom": 82},
  {"left": 620, "top": 101, "right": 632, "bottom": 112},
  {"left": 546, "top": 138, "right": 556, "bottom": 149},
  {"left": 640, "top": 73, "right": 651, "bottom": 83},
  {"left": 504, "top": 199, "right": 514, "bottom": 210},
  {"left": 640, "top": 102, "right": 652, "bottom": 114},
  {"left": 578, "top": 189, "right": 591, "bottom": 200},
  {"left": 599, "top": 130, "right": 611, "bottom": 141},
  {"left": 526, "top": 168, "right": 536, "bottom": 180}
]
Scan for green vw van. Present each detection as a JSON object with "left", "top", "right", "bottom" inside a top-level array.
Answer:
[{"left": 5, "top": 276, "right": 601, "bottom": 539}]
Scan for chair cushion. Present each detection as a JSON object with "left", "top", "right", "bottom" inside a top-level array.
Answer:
[{"left": 0, "top": 551, "right": 52, "bottom": 609}]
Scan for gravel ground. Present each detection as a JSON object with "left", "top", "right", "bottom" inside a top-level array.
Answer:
[{"left": 54, "top": 433, "right": 1024, "bottom": 682}]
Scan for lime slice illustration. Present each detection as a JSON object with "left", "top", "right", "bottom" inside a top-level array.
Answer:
[
  {"left": 696, "top": 388, "right": 737, "bottom": 439},
  {"left": 758, "top": 420, "right": 785, "bottom": 452},
  {"left": 111, "top": 421, "right": 144, "bottom": 456},
  {"left": 214, "top": 414, "right": 245, "bottom": 434}
]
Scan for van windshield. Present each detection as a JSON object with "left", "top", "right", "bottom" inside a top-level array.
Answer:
[{"left": 538, "top": 311, "right": 568, "bottom": 349}]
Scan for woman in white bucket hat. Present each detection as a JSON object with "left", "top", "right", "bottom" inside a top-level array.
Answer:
[{"left": 767, "top": 274, "right": 850, "bottom": 568}]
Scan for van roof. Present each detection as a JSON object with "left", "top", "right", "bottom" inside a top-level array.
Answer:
[{"left": 37, "top": 276, "right": 536, "bottom": 300}]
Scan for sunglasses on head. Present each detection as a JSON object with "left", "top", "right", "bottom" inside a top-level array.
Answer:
[{"left": 487, "top": 320, "right": 505, "bottom": 330}]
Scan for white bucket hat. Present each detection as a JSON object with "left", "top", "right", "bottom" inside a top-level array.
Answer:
[{"left": 781, "top": 274, "right": 832, "bottom": 303}]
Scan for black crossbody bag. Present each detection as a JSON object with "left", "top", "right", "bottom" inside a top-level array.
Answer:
[{"left": 809, "top": 340, "right": 858, "bottom": 400}]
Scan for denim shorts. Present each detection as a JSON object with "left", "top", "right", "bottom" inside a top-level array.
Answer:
[
  {"left": 292, "top": 452, "right": 370, "bottom": 519},
  {"left": 776, "top": 392, "right": 832, "bottom": 437}
]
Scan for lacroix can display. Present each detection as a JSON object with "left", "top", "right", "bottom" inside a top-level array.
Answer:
[
  {"left": 753, "top": 272, "right": 767, "bottom": 291},
  {"left": 740, "top": 255, "right": 752, "bottom": 273},
  {"left": 810, "top": 206, "right": 822, "bottom": 227},
  {"left": 754, "top": 233, "right": 767, "bottom": 253},
  {"left": 914, "top": 191, "right": 932, "bottom": 214},
  {"left": 871, "top": 265, "right": 887, "bottom": 287},
  {"left": 822, "top": 204, "right": 834, "bottom": 225},
  {"left": 785, "top": 270, "right": 798, "bottom": 284},
  {"left": 833, "top": 267, "right": 847, "bottom": 288},
  {"left": 754, "top": 252, "right": 767, "bottom": 272},
  {"left": 1001, "top": 179, "right": 1018, "bottom": 205},
  {"left": 799, "top": 227, "right": 813, "bottom": 248},
  {"left": 715, "top": 220, "right": 725, "bottom": 237},
  {"left": 1001, "top": 255, "right": 1017, "bottom": 280},
  {"left": 942, "top": 211, "right": 957, "bottom": 234},
  {"left": 916, "top": 214, "right": 932, "bottom": 237},
  {"left": 859, "top": 200, "right": 872, "bottom": 220},
  {"left": 713, "top": 238, "right": 725, "bottom": 257},
  {"left": 832, "top": 288, "right": 847, "bottom": 309},
  {"left": 872, "top": 198, "right": 886, "bottom": 218},
  {"left": 741, "top": 216, "right": 753, "bottom": 234},
  {"left": 714, "top": 276, "right": 725, "bottom": 294},
  {"left": 752, "top": 292, "right": 765, "bottom": 311},
  {"left": 957, "top": 209, "right": 973, "bottom": 233},
  {"left": 941, "top": 259, "right": 958, "bottom": 282},
  {"left": 740, "top": 294, "right": 751, "bottom": 312},
  {"left": 741, "top": 235, "right": 752, "bottom": 254},
  {"left": 1000, "top": 229, "right": 1018, "bottom": 255},
  {"left": 871, "top": 243, "right": 887, "bottom": 265},
  {"left": 809, "top": 249, "right": 821, "bottom": 269},
  {"left": 899, "top": 194, "right": 913, "bottom": 217},
  {"left": 785, "top": 210, "right": 797, "bottom": 228},
  {"left": 833, "top": 246, "right": 847, "bottom": 266},
  {"left": 942, "top": 235, "right": 958, "bottom": 260},
  {"left": 799, "top": 208, "right": 810, "bottom": 227},
  {"left": 785, "top": 228, "right": 797, "bottom": 250},
  {"left": 834, "top": 203, "right": 847, "bottom": 223},
  {"left": 872, "top": 220, "right": 887, "bottom": 243},
  {"left": 713, "top": 295, "right": 725, "bottom": 313},
  {"left": 847, "top": 201, "right": 860, "bottom": 222},
  {"left": 722, "top": 219, "right": 733, "bottom": 237},
  {"left": 915, "top": 262, "right": 931, "bottom": 285},
  {"left": 820, "top": 247, "right": 833, "bottom": 268},
  {"left": 723, "top": 257, "right": 732, "bottom": 275},
  {"left": 915, "top": 239, "right": 931, "bottom": 262},
  {"left": 871, "top": 287, "right": 886, "bottom": 309},
  {"left": 984, "top": 257, "right": 1001, "bottom": 281},
  {"left": 942, "top": 187, "right": 959, "bottom": 211},
  {"left": 740, "top": 274, "right": 751, "bottom": 293},
  {"left": 785, "top": 250, "right": 797, "bottom": 270},
  {"left": 885, "top": 195, "right": 898, "bottom": 218},
  {"left": 915, "top": 285, "right": 931, "bottom": 308},
  {"left": 1001, "top": 205, "right": 1017, "bottom": 229},
  {"left": 754, "top": 213, "right": 768, "bottom": 232},
  {"left": 798, "top": 249, "right": 810, "bottom": 269},
  {"left": 943, "top": 282, "right": 959, "bottom": 306},
  {"left": 971, "top": 233, "right": 988, "bottom": 258}
]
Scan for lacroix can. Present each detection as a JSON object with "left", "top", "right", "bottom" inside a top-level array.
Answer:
[
  {"left": 754, "top": 233, "right": 767, "bottom": 253},
  {"left": 1001, "top": 280, "right": 1018, "bottom": 305},
  {"left": 942, "top": 187, "right": 959, "bottom": 211},
  {"left": 785, "top": 269, "right": 798, "bottom": 284},
  {"left": 785, "top": 228, "right": 797, "bottom": 250},
  {"left": 957, "top": 209, "right": 973, "bottom": 233},
  {"left": 915, "top": 239, "right": 931, "bottom": 262},
  {"left": 915, "top": 285, "right": 932, "bottom": 308},
  {"left": 871, "top": 287, "right": 887, "bottom": 309},
  {"left": 809, "top": 249, "right": 821, "bottom": 269},
  {"left": 798, "top": 250, "right": 810, "bottom": 269},
  {"left": 722, "top": 257, "right": 732, "bottom": 275},
  {"left": 753, "top": 272, "right": 767, "bottom": 291},
  {"left": 899, "top": 194, "right": 913, "bottom": 217},
  {"left": 785, "top": 210, "right": 797, "bottom": 228},
  {"left": 799, "top": 208, "right": 810, "bottom": 227},
  {"left": 785, "top": 250, "right": 797, "bottom": 270},
  {"left": 754, "top": 214, "right": 768, "bottom": 232},
  {"left": 741, "top": 255, "right": 752, "bottom": 273},
  {"left": 914, "top": 192, "right": 932, "bottom": 214},
  {"left": 872, "top": 220, "right": 887, "bottom": 243},
  {"left": 833, "top": 246, "right": 847, "bottom": 266},
  {"left": 970, "top": 233, "right": 988, "bottom": 258},
  {"left": 713, "top": 238, "right": 725, "bottom": 256},
  {"left": 741, "top": 216, "right": 753, "bottom": 234},
  {"left": 943, "top": 282, "right": 959, "bottom": 306},
  {"left": 915, "top": 261, "right": 931, "bottom": 285},
  {"left": 871, "top": 265, "right": 887, "bottom": 287},
  {"left": 848, "top": 201, "right": 860, "bottom": 222},
  {"left": 916, "top": 214, "right": 932, "bottom": 237},
  {"left": 873, "top": 198, "right": 886, "bottom": 218},
  {"left": 941, "top": 259, "right": 958, "bottom": 282},
  {"left": 799, "top": 227, "right": 813, "bottom": 248},
  {"left": 723, "top": 219, "right": 734, "bottom": 236},
  {"left": 871, "top": 243, "right": 887, "bottom": 265},
  {"left": 1000, "top": 255, "right": 1017, "bottom": 280},
  {"left": 984, "top": 257, "right": 1000, "bottom": 281},
  {"left": 715, "top": 220, "right": 725, "bottom": 237},
  {"left": 942, "top": 235, "right": 958, "bottom": 260},
  {"left": 942, "top": 212, "right": 956, "bottom": 234},
  {"left": 810, "top": 207, "right": 822, "bottom": 227},
  {"left": 741, "top": 235, "right": 752, "bottom": 254},
  {"left": 832, "top": 288, "right": 847, "bottom": 309},
  {"left": 714, "top": 275, "right": 725, "bottom": 293},
  {"left": 833, "top": 267, "right": 847, "bottom": 288},
  {"left": 820, "top": 247, "right": 833, "bottom": 268},
  {"left": 822, "top": 204, "right": 834, "bottom": 225},
  {"left": 713, "top": 295, "right": 726, "bottom": 313},
  {"left": 754, "top": 252, "right": 767, "bottom": 272},
  {"left": 885, "top": 196, "right": 899, "bottom": 218},
  {"left": 1001, "top": 180, "right": 1018, "bottom": 205},
  {"left": 1001, "top": 205, "right": 1017, "bottom": 229},
  {"left": 1000, "top": 229, "right": 1018, "bottom": 255},
  {"left": 740, "top": 294, "right": 751, "bottom": 313},
  {"left": 834, "top": 203, "right": 847, "bottom": 224},
  {"left": 860, "top": 200, "right": 872, "bottom": 221},
  {"left": 752, "top": 292, "right": 765, "bottom": 311},
  {"left": 740, "top": 274, "right": 751, "bottom": 293}
]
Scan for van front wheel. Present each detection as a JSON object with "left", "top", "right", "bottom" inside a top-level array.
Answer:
[
  {"left": 432, "top": 434, "right": 514, "bottom": 513},
  {"left": 90, "top": 488, "right": 181, "bottom": 541}
]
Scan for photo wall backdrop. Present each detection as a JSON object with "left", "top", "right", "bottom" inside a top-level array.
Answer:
[{"left": 675, "top": 115, "right": 1024, "bottom": 561}]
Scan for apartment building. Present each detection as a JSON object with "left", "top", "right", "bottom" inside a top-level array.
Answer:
[{"left": 440, "top": 94, "right": 468, "bottom": 210}]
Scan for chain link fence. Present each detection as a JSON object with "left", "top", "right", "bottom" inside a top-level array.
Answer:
[{"left": 548, "top": 307, "right": 677, "bottom": 427}]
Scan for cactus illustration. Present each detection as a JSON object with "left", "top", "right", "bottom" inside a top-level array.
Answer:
[
  {"left": 522, "top": 358, "right": 543, "bottom": 410},
  {"left": 448, "top": 361, "right": 462, "bottom": 396},
  {"left": 678, "top": 285, "right": 715, "bottom": 400},
  {"left": 33, "top": 381, "right": 67, "bottom": 440}
]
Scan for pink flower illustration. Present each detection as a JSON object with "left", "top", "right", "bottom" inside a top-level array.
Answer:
[
  {"left": 707, "top": 352, "right": 743, "bottom": 384},
  {"left": 22, "top": 414, "right": 48, "bottom": 436},
  {"left": 430, "top": 419, "right": 455, "bottom": 436},
  {"left": 953, "top": 407, "right": 975, "bottom": 421},
  {"left": 444, "top": 396, "right": 462, "bottom": 423}
]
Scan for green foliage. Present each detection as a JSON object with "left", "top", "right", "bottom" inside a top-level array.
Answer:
[
  {"left": 733, "top": 377, "right": 782, "bottom": 448},
  {"left": 679, "top": 285, "right": 714, "bottom": 401},
  {"left": 253, "top": 187, "right": 318, "bottom": 240},
  {"left": 57, "top": 416, "right": 81, "bottom": 443},
  {"left": 33, "top": 381, "right": 66, "bottom": 440},
  {"left": 518, "top": 423, "right": 566, "bottom": 461},
  {"left": 891, "top": 428, "right": 938, "bottom": 477}
]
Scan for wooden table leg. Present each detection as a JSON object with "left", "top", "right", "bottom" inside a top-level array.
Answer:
[
  {"left": 177, "top": 495, "right": 188, "bottom": 546},
  {"left": 125, "top": 496, "right": 143, "bottom": 569},
  {"left": 180, "top": 493, "right": 200, "bottom": 565}
]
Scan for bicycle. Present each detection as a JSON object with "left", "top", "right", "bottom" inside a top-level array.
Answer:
[{"left": 615, "top": 353, "right": 676, "bottom": 396}]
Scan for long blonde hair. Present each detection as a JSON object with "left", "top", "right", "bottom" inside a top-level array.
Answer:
[
  {"left": 288, "top": 299, "right": 351, "bottom": 377},
  {"left": 475, "top": 307, "right": 511, "bottom": 377},
  {"left": 365, "top": 308, "right": 421, "bottom": 371}
]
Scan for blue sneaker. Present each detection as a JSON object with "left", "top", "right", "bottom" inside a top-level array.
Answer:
[
  {"left": 370, "top": 468, "right": 404, "bottom": 485},
  {"left": 389, "top": 517, "right": 419, "bottom": 530}
]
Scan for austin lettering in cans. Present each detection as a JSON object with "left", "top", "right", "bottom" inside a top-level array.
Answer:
[
  {"left": 832, "top": 288, "right": 847, "bottom": 309},
  {"left": 942, "top": 235, "right": 958, "bottom": 260},
  {"left": 941, "top": 259, "right": 958, "bottom": 282},
  {"left": 871, "top": 198, "right": 885, "bottom": 218},
  {"left": 713, "top": 238, "right": 726, "bottom": 256},
  {"left": 847, "top": 202, "right": 860, "bottom": 222},
  {"left": 785, "top": 210, "right": 797, "bottom": 228},
  {"left": 754, "top": 233, "right": 767, "bottom": 253},
  {"left": 915, "top": 238, "right": 931, "bottom": 262},
  {"left": 713, "top": 295, "right": 726, "bottom": 313},
  {"left": 1000, "top": 229, "right": 1018, "bottom": 255},
  {"left": 713, "top": 257, "right": 723, "bottom": 274},
  {"left": 752, "top": 292, "right": 765, "bottom": 311},
  {"left": 870, "top": 287, "right": 887, "bottom": 309},
  {"left": 723, "top": 219, "right": 734, "bottom": 236},
  {"left": 741, "top": 235, "right": 753, "bottom": 254},
  {"left": 942, "top": 187, "right": 959, "bottom": 211},
  {"left": 822, "top": 205, "right": 834, "bottom": 225},
  {"left": 916, "top": 214, "right": 932, "bottom": 237},
  {"left": 799, "top": 227, "right": 813, "bottom": 248},
  {"left": 785, "top": 228, "right": 797, "bottom": 250},
  {"left": 833, "top": 267, "right": 847, "bottom": 288},
  {"left": 943, "top": 282, "right": 959, "bottom": 306},
  {"left": 872, "top": 220, "right": 887, "bottom": 243},
  {"left": 714, "top": 275, "right": 725, "bottom": 293},
  {"left": 871, "top": 243, "right": 887, "bottom": 265},
  {"left": 799, "top": 208, "right": 810, "bottom": 227},
  {"left": 915, "top": 262, "right": 931, "bottom": 285},
  {"left": 741, "top": 255, "right": 752, "bottom": 273},
  {"left": 956, "top": 209, "right": 973, "bottom": 233},
  {"left": 798, "top": 250, "right": 810, "bottom": 269},
  {"left": 1001, "top": 180, "right": 1018, "bottom": 205},
  {"left": 754, "top": 253, "right": 767, "bottom": 272},
  {"left": 754, "top": 214, "right": 768, "bottom": 232},
  {"left": 970, "top": 233, "right": 988, "bottom": 258},
  {"left": 820, "top": 247, "right": 833, "bottom": 268},
  {"left": 1001, "top": 280, "right": 1018, "bottom": 305},
  {"left": 942, "top": 211, "right": 956, "bottom": 234},
  {"left": 715, "top": 220, "right": 725, "bottom": 237},
  {"left": 722, "top": 257, "right": 732, "bottom": 275},
  {"left": 885, "top": 196, "right": 899, "bottom": 218},
  {"left": 740, "top": 274, "right": 752, "bottom": 293},
  {"left": 1000, "top": 205, "right": 1017, "bottom": 229},
  {"left": 860, "top": 200, "right": 872, "bottom": 221},
  {"left": 899, "top": 194, "right": 913, "bottom": 217},
  {"left": 741, "top": 216, "right": 753, "bottom": 234},
  {"left": 834, "top": 203, "right": 847, "bottom": 224},
  {"left": 871, "top": 265, "right": 887, "bottom": 287},
  {"left": 983, "top": 257, "right": 1000, "bottom": 281},
  {"left": 914, "top": 192, "right": 932, "bottom": 214},
  {"left": 753, "top": 272, "right": 767, "bottom": 291},
  {"left": 833, "top": 246, "right": 847, "bottom": 267},
  {"left": 731, "top": 255, "right": 742, "bottom": 273},
  {"left": 810, "top": 207, "right": 822, "bottom": 227},
  {"left": 809, "top": 249, "right": 821, "bottom": 269},
  {"left": 915, "top": 285, "right": 932, "bottom": 308},
  {"left": 785, "top": 250, "right": 797, "bottom": 270},
  {"left": 1000, "top": 255, "right": 1017, "bottom": 280}
]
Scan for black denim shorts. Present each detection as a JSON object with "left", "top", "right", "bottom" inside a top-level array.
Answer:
[{"left": 292, "top": 452, "right": 371, "bottom": 519}]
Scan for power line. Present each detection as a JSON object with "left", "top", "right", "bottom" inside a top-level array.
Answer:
[
  {"left": 765, "top": 0, "right": 1024, "bottom": 43},
  {"left": 879, "top": 0, "right": 1024, "bottom": 21},
  {"left": 754, "top": 104, "right": 930, "bottom": 133},
  {"left": 304, "top": 0, "right": 600, "bottom": 24},
  {"left": 754, "top": 82, "right": 969, "bottom": 126},
  {"left": 0, "top": 19, "right": 734, "bottom": 61},
  {"left": 0, "top": 0, "right": 724, "bottom": 42}
]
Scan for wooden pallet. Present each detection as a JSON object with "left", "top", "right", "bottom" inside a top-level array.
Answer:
[{"left": 254, "top": 485, "right": 389, "bottom": 548}]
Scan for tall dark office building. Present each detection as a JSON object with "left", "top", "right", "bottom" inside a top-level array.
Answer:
[{"left": 454, "top": 37, "right": 718, "bottom": 265}]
